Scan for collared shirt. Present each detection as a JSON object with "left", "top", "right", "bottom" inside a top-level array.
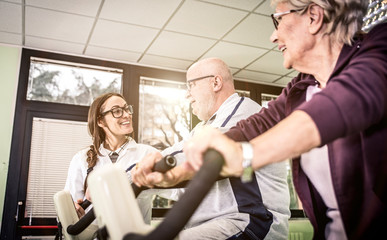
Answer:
[
  {"left": 162, "top": 93, "right": 291, "bottom": 239},
  {"left": 64, "top": 139, "right": 158, "bottom": 202},
  {"left": 163, "top": 93, "right": 260, "bottom": 162}
]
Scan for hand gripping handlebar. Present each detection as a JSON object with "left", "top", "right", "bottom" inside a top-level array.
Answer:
[{"left": 66, "top": 154, "right": 177, "bottom": 235}]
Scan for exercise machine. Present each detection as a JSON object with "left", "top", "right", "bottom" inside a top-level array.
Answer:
[
  {"left": 53, "top": 155, "right": 177, "bottom": 239},
  {"left": 55, "top": 149, "right": 223, "bottom": 239}
]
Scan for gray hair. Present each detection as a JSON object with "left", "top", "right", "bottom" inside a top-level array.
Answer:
[{"left": 271, "top": 0, "right": 368, "bottom": 45}]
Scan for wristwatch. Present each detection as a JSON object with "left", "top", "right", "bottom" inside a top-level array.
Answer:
[{"left": 240, "top": 142, "right": 254, "bottom": 183}]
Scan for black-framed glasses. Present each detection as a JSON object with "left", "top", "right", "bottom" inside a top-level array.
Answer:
[
  {"left": 100, "top": 105, "right": 133, "bottom": 118},
  {"left": 271, "top": 9, "right": 304, "bottom": 30},
  {"left": 186, "top": 75, "right": 215, "bottom": 91}
]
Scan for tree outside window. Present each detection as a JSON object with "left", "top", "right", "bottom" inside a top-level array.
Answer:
[
  {"left": 138, "top": 78, "right": 190, "bottom": 150},
  {"left": 27, "top": 58, "right": 122, "bottom": 106}
]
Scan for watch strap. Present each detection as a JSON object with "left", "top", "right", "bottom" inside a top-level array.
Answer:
[{"left": 240, "top": 142, "right": 253, "bottom": 183}]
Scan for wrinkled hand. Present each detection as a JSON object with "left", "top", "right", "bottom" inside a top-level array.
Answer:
[
  {"left": 74, "top": 199, "right": 85, "bottom": 218},
  {"left": 183, "top": 125, "right": 244, "bottom": 177},
  {"left": 131, "top": 152, "right": 194, "bottom": 188}
]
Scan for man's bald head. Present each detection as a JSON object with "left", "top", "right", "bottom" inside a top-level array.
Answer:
[
  {"left": 187, "top": 58, "right": 234, "bottom": 86},
  {"left": 185, "top": 58, "right": 236, "bottom": 121}
]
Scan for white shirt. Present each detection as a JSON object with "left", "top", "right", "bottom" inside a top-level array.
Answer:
[
  {"left": 64, "top": 139, "right": 158, "bottom": 223},
  {"left": 301, "top": 85, "right": 347, "bottom": 240},
  {"left": 163, "top": 93, "right": 291, "bottom": 239}
]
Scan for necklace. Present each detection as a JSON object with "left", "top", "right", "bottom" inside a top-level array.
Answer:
[{"left": 108, "top": 138, "right": 130, "bottom": 163}]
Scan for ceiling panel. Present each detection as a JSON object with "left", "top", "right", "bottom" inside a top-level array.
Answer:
[
  {"left": 274, "top": 76, "right": 293, "bottom": 85},
  {"left": 0, "top": 2, "right": 22, "bottom": 33},
  {"left": 223, "top": 13, "right": 275, "bottom": 49},
  {"left": 246, "top": 50, "right": 291, "bottom": 75},
  {"left": 25, "top": 6, "right": 94, "bottom": 43},
  {"left": 147, "top": 31, "right": 216, "bottom": 61},
  {"left": 90, "top": 19, "right": 159, "bottom": 52},
  {"left": 165, "top": 0, "right": 248, "bottom": 39},
  {"left": 140, "top": 54, "right": 192, "bottom": 71},
  {"left": 1, "top": 0, "right": 21, "bottom": 3},
  {"left": 85, "top": 45, "right": 142, "bottom": 63},
  {"left": 0, "top": 32, "right": 22, "bottom": 45},
  {"left": 202, "top": 41, "right": 267, "bottom": 68},
  {"left": 25, "top": 36, "right": 85, "bottom": 54},
  {"left": 100, "top": 0, "right": 182, "bottom": 28},
  {"left": 229, "top": 67, "right": 240, "bottom": 75},
  {"left": 0, "top": 0, "right": 294, "bottom": 87},
  {"left": 25, "top": 0, "right": 101, "bottom": 16},
  {"left": 254, "top": 0, "right": 273, "bottom": 16},
  {"left": 288, "top": 70, "right": 299, "bottom": 77},
  {"left": 200, "top": 0, "right": 263, "bottom": 11},
  {"left": 235, "top": 69, "right": 281, "bottom": 84}
]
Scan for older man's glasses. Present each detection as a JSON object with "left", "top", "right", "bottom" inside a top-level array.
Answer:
[
  {"left": 271, "top": 9, "right": 303, "bottom": 30},
  {"left": 186, "top": 75, "right": 215, "bottom": 91},
  {"left": 100, "top": 105, "right": 133, "bottom": 118}
]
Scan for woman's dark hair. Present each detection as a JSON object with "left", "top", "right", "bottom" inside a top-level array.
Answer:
[{"left": 83, "top": 92, "right": 125, "bottom": 192}]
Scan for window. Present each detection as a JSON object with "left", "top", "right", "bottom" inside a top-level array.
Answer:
[
  {"left": 25, "top": 118, "right": 91, "bottom": 220},
  {"left": 261, "top": 93, "right": 278, "bottom": 108},
  {"left": 235, "top": 89, "right": 250, "bottom": 98},
  {"left": 3, "top": 49, "right": 190, "bottom": 238},
  {"left": 27, "top": 57, "right": 123, "bottom": 106},
  {"left": 138, "top": 77, "right": 191, "bottom": 150}
]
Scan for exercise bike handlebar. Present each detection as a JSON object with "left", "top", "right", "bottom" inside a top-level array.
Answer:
[
  {"left": 78, "top": 155, "right": 176, "bottom": 210},
  {"left": 66, "top": 154, "right": 177, "bottom": 235},
  {"left": 124, "top": 148, "right": 224, "bottom": 240},
  {"left": 131, "top": 154, "right": 178, "bottom": 196},
  {"left": 80, "top": 199, "right": 92, "bottom": 210}
]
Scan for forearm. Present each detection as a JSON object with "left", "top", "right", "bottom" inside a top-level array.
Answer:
[{"left": 250, "top": 110, "right": 321, "bottom": 169}]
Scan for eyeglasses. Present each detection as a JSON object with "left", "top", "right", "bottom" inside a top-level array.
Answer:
[
  {"left": 100, "top": 105, "right": 133, "bottom": 118},
  {"left": 186, "top": 75, "right": 215, "bottom": 91},
  {"left": 271, "top": 9, "right": 304, "bottom": 30}
]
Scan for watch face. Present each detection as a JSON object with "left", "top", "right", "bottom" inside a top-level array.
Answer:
[{"left": 241, "top": 166, "right": 253, "bottom": 183}]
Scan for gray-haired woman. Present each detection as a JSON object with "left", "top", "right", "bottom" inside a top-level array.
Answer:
[{"left": 184, "top": 0, "right": 387, "bottom": 239}]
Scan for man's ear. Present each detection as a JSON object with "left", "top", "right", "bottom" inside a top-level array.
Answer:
[
  {"left": 307, "top": 3, "right": 324, "bottom": 34},
  {"left": 213, "top": 76, "right": 223, "bottom": 92}
]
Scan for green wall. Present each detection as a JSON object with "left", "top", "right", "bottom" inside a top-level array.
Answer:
[{"left": 0, "top": 45, "right": 20, "bottom": 227}]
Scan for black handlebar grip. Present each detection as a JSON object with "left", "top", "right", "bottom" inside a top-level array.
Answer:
[
  {"left": 67, "top": 207, "right": 95, "bottom": 235},
  {"left": 80, "top": 199, "right": 91, "bottom": 210},
  {"left": 124, "top": 149, "right": 224, "bottom": 240},
  {"left": 132, "top": 154, "right": 176, "bottom": 197},
  {"left": 153, "top": 154, "right": 177, "bottom": 173}
]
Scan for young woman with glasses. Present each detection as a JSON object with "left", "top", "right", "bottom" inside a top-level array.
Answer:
[{"left": 64, "top": 92, "right": 158, "bottom": 222}]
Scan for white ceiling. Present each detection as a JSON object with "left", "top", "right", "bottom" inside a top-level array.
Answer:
[{"left": 0, "top": 0, "right": 299, "bottom": 87}]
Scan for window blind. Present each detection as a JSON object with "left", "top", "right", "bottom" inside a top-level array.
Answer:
[{"left": 25, "top": 117, "right": 91, "bottom": 220}]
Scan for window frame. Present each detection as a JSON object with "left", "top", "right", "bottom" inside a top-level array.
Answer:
[
  {"left": 1, "top": 49, "right": 130, "bottom": 238},
  {"left": 1, "top": 48, "right": 187, "bottom": 238}
]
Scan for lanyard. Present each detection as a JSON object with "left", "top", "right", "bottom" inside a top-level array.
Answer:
[{"left": 169, "top": 97, "right": 245, "bottom": 157}]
